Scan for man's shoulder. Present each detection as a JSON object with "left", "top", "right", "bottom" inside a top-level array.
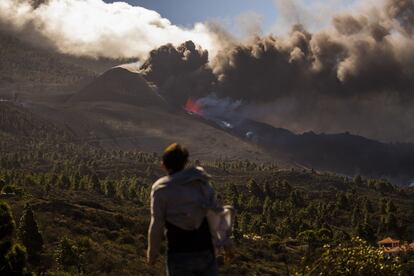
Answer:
[
  {"left": 151, "top": 167, "right": 211, "bottom": 194},
  {"left": 151, "top": 176, "right": 171, "bottom": 193}
]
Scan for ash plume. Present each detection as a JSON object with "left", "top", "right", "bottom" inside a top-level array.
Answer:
[
  {"left": 212, "top": 0, "right": 414, "bottom": 102},
  {"left": 0, "top": 0, "right": 218, "bottom": 59},
  {"left": 139, "top": 41, "right": 215, "bottom": 105},
  {"left": 386, "top": 0, "right": 414, "bottom": 36},
  {"left": 139, "top": 0, "right": 414, "bottom": 142}
]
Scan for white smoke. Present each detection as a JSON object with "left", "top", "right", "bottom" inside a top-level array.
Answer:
[
  {"left": 197, "top": 95, "right": 242, "bottom": 117},
  {"left": 0, "top": 0, "right": 218, "bottom": 59},
  {"left": 192, "top": 95, "right": 244, "bottom": 130},
  {"left": 272, "top": 0, "right": 360, "bottom": 33}
]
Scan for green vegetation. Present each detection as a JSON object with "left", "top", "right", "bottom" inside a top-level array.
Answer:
[
  {"left": 1, "top": 101, "right": 414, "bottom": 275},
  {"left": 297, "top": 237, "right": 404, "bottom": 276},
  {"left": 17, "top": 204, "right": 44, "bottom": 260},
  {"left": 0, "top": 201, "right": 31, "bottom": 275}
]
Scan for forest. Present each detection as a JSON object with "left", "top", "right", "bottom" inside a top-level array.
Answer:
[{"left": 1, "top": 100, "right": 414, "bottom": 275}]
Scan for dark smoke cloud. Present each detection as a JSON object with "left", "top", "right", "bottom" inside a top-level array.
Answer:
[
  {"left": 212, "top": 25, "right": 312, "bottom": 102},
  {"left": 140, "top": 41, "right": 215, "bottom": 105},
  {"left": 140, "top": 0, "right": 414, "bottom": 142},
  {"left": 213, "top": 5, "right": 414, "bottom": 101},
  {"left": 209, "top": 0, "right": 414, "bottom": 142},
  {"left": 28, "top": 0, "right": 48, "bottom": 9},
  {"left": 386, "top": 0, "right": 414, "bottom": 36}
]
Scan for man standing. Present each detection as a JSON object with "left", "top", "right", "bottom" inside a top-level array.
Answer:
[{"left": 147, "top": 143, "right": 219, "bottom": 276}]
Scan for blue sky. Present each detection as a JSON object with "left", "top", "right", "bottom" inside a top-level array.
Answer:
[
  {"left": 103, "top": 0, "right": 360, "bottom": 35},
  {"left": 105, "top": 0, "right": 278, "bottom": 31}
]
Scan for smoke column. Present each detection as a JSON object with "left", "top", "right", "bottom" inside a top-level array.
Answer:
[{"left": 138, "top": 0, "right": 414, "bottom": 142}]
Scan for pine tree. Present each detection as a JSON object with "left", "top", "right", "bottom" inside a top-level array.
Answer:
[
  {"left": 337, "top": 192, "right": 349, "bottom": 210},
  {"left": 44, "top": 182, "right": 51, "bottom": 196},
  {"left": 0, "top": 178, "right": 5, "bottom": 191},
  {"left": 128, "top": 184, "right": 137, "bottom": 201},
  {"left": 351, "top": 206, "right": 361, "bottom": 227},
  {"left": 105, "top": 180, "right": 116, "bottom": 198},
  {"left": 354, "top": 175, "right": 363, "bottom": 186},
  {"left": 247, "top": 179, "right": 262, "bottom": 198},
  {"left": 386, "top": 212, "right": 398, "bottom": 233},
  {"left": 91, "top": 174, "right": 101, "bottom": 193},
  {"left": 55, "top": 237, "right": 80, "bottom": 273},
  {"left": 290, "top": 190, "right": 304, "bottom": 208},
  {"left": 379, "top": 198, "right": 387, "bottom": 214},
  {"left": 59, "top": 175, "right": 71, "bottom": 190},
  {"left": 17, "top": 204, "right": 43, "bottom": 260},
  {"left": 364, "top": 198, "right": 373, "bottom": 213},
  {"left": 262, "top": 182, "right": 272, "bottom": 199},
  {"left": 0, "top": 201, "right": 30, "bottom": 275},
  {"left": 0, "top": 201, "right": 15, "bottom": 239},
  {"left": 386, "top": 200, "right": 397, "bottom": 213},
  {"left": 72, "top": 172, "right": 81, "bottom": 190},
  {"left": 262, "top": 196, "right": 272, "bottom": 216},
  {"left": 232, "top": 217, "right": 242, "bottom": 243}
]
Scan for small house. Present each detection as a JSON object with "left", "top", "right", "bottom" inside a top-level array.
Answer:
[{"left": 378, "top": 237, "right": 400, "bottom": 248}]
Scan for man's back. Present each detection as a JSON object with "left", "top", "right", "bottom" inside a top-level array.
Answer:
[
  {"left": 147, "top": 144, "right": 219, "bottom": 276},
  {"left": 151, "top": 167, "right": 217, "bottom": 231}
]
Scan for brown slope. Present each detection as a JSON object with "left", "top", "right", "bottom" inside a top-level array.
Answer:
[
  {"left": 29, "top": 100, "right": 277, "bottom": 163},
  {"left": 69, "top": 67, "right": 166, "bottom": 108}
]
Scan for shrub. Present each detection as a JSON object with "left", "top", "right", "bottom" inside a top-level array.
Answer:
[
  {"left": 17, "top": 204, "right": 44, "bottom": 259},
  {"left": 297, "top": 237, "right": 403, "bottom": 276}
]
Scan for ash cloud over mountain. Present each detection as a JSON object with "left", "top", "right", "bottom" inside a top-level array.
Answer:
[
  {"left": 213, "top": 0, "right": 414, "bottom": 101},
  {"left": 140, "top": 41, "right": 215, "bottom": 105},
  {"left": 0, "top": 0, "right": 217, "bottom": 59},
  {"left": 2, "top": 0, "right": 414, "bottom": 142},
  {"left": 139, "top": 0, "right": 414, "bottom": 142}
]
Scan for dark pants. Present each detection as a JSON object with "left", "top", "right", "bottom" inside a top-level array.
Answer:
[{"left": 167, "top": 250, "right": 219, "bottom": 276}]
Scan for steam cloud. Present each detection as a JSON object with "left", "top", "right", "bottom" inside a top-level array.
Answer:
[
  {"left": 0, "top": 0, "right": 217, "bottom": 59},
  {"left": 139, "top": 0, "right": 414, "bottom": 142}
]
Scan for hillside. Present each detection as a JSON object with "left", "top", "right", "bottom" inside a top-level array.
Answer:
[
  {"left": 223, "top": 118, "right": 414, "bottom": 185},
  {"left": 0, "top": 29, "right": 139, "bottom": 85},
  {"left": 69, "top": 67, "right": 167, "bottom": 108},
  {"left": 0, "top": 32, "right": 273, "bottom": 162},
  {"left": 0, "top": 31, "right": 93, "bottom": 85},
  {"left": 1, "top": 107, "right": 414, "bottom": 274},
  {"left": 2, "top": 28, "right": 413, "bottom": 183}
]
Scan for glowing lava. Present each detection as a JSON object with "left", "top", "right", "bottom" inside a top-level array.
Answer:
[{"left": 184, "top": 98, "right": 203, "bottom": 115}]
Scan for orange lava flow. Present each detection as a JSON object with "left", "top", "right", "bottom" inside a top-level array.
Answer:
[{"left": 184, "top": 98, "right": 203, "bottom": 115}]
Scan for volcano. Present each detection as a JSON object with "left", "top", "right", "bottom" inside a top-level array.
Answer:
[
  {"left": 2, "top": 27, "right": 414, "bottom": 184},
  {"left": 69, "top": 67, "right": 167, "bottom": 108}
]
